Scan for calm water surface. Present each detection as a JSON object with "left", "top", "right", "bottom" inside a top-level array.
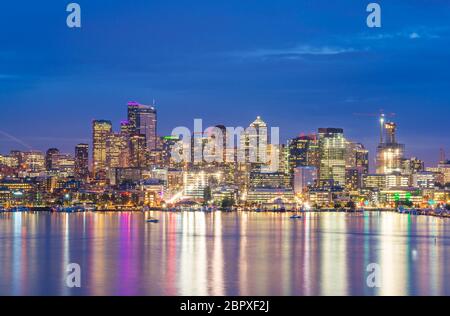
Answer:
[{"left": 0, "top": 211, "right": 449, "bottom": 296}]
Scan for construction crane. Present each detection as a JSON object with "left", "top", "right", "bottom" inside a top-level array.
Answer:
[{"left": 352, "top": 111, "right": 396, "bottom": 143}]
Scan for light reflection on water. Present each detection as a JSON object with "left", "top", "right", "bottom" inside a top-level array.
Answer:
[{"left": 0, "top": 211, "right": 449, "bottom": 296}]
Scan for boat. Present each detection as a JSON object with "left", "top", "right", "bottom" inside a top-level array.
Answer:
[
  {"left": 146, "top": 218, "right": 159, "bottom": 223},
  {"left": 290, "top": 214, "right": 302, "bottom": 219}
]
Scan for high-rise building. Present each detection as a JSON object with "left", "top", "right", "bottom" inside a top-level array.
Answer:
[
  {"left": 75, "top": 144, "right": 89, "bottom": 181},
  {"left": 288, "top": 134, "right": 320, "bottom": 174},
  {"left": 345, "top": 141, "right": 369, "bottom": 174},
  {"left": 127, "top": 101, "right": 157, "bottom": 150},
  {"left": 130, "top": 133, "right": 147, "bottom": 168},
  {"left": 45, "top": 148, "right": 60, "bottom": 171},
  {"left": 318, "top": 128, "right": 346, "bottom": 187},
  {"left": 242, "top": 116, "right": 267, "bottom": 164},
  {"left": 376, "top": 120, "right": 405, "bottom": 174},
  {"left": 293, "top": 166, "right": 317, "bottom": 194},
  {"left": 106, "top": 133, "right": 129, "bottom": 169},
  {"left": 92, "top": 120, "right": 112, "bottom": 179}
]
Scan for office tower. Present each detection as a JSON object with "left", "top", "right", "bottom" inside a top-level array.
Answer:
[
  {"left": 127, "top": 101, "right": 157, "bottom": 150},
  {"left": 106, "top": 133, "right": 129, "bottom": 169},
  {"left": 207, "top": 124, "right": 227, "bottom": 164},
  {"left": 345, "top": 167, "right": 361, "bottom": 191},
  {"left": 45, "top": 148, "right": 60, "bottom": 171},
  {"left": 241, "top": 116, "right": 267, "bottom": 164},
  {"left": 318, "top": 128, "right": 346, "bottom": 187},
  {"left": 345, "top": 141, "right": 369, "bottom": 173},
  {"left": 130, "top": 133, "right": 147, "bottom": 168},
  {"left": 120, "top": 120, "right": 132, "bottom": 136},
  {"left": 376, "top": 120, "right": 405, "bottom": 174},
  {"left": 92, "top": 120, "right": 112, "bottom": 179},
  {"left": 288, "top": 135, "right": 320, "bottom": 174},
  {"left": 53, "top": 154, "right": 76, "bottom": 178},
  {"left": 293, "top": 166, "right": 317, "bottom": 194},
  {"left": 75, "top": 144, "right": 89, "bottom": 180},
  {"left": 161, "top": 136, "right": 181, "bottom": 168}
]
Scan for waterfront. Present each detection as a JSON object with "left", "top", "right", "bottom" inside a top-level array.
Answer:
[{"left": 0, "top": 211, "right": 449, "bottom": 296}]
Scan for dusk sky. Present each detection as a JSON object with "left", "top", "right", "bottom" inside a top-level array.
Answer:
[{"left": 1, "top": 0, "right": 449, "bottom": 168}]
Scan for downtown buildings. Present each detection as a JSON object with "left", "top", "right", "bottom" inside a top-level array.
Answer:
[{"left": 0, "top": 105, "right": 449, "bottom": 211}]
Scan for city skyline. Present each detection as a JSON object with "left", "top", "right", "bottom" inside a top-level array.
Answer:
[
  {"left": 1, "top": 1, "right": 450, "bottom": 166},
  {"left": 0, "top": 103, "right": 445, "bottom": 171}
]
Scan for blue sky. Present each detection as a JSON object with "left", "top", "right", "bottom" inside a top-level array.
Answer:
[{"left": 0, "top": 0, "right": 449, "bottom": 167}]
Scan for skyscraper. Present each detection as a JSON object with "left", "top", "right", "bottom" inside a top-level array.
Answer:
[
  {"left": 106, "top": 133, "right": 129, "bottom": 169},
  {"left": 92, "top": 120, "right": 112, "bottom": 179},
  {"left": 345, "top": 141, "right": 369, "bottom": 173},
  {"left": 288, "top": 134, "right": 320, "bottom": 174},
  {"left": 75, "top": 144, "right": 89, "bottom": 181},
  {"left": 130, "top": 133, "right": 147, "bottom": 168},
  {"left": 242, "top": 116, "right": 267, "bottom": 164},
  {"left": 45, "top": 148, "right": 60, "bottom": 171},
  {"left": 318, "top": 128, "right": 346, "bottom": 186},
  {"left": 376, "top": 120, "right": 405, "bottom": 174},
  {"left": 127, "top": 101, "right": 157, "bottom": 150}
]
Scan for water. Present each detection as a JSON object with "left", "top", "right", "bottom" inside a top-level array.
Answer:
[{"left": 0, "top": 211, "right": 449, "bottom": 296}]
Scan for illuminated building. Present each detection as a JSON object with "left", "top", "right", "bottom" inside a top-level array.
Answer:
[
  {"left": 307, "top": 190, "right": 333, "bottom": 207},
  {"left": 249, "top": 171, "right": 290, "bottom": 189},
  {"left": 345, "top": 167, "right": 362, "bottom": 191},
  {"left": 18, "top": 151, "right": 45, "bottom": 177},
  {"left": 412, "top": 171, "right": 436, "bottom": 189},
  {"left": 376, "top": 120, "right": 405, "bottom": 174},
  {"left": 401, "top": 157, "right": 425, "bottom": 175},
  {"left": 130, "top": 133, "right": 147, "bottom": 168},
  {"left": 127, "top": 101, "right": 157, "bottom": 150},
  {"left": 106, "top": 133, "right": 129, "bottom": 169},
  {"left": 385, "top": 173, "right": 410, "bottom": 188},
  {"left": 183, "top": 170, "right": 208, "bottom": 199},
  {"left": 53, "top": 154, "right": 76, "bottom": 178},
  {"left": 363, "top": 174, "right": 386, "bottom": 190},
  {"left": 140, "top": 179, "right": 165, "bottom": 207},
  {"left": 380, "top": 188, "right": 422, "bottom": 206},
  {"left": 345, "top": 141, "right": 369, "bottom": 174},
  {"left": 241, "top": 116, "right": 267, "bottom": 164},
  {"left": 183, "top": 170, "right": 222, "bottom": 199},
  {"left": 437, "top": 160, "right": 450, "bottom": 184},
  {"left": 0, "top": 154, "right": 19, "bottom": 168},
  {"left": 120, "top": 120, "right": 132, "bottom": 136},
  {"left": 211, "top": 186, "right": 238, "bottom": 204},
  {"left": 318, "top": 128, "right": 346, "bottom": 186},
  {"left": 75, "top": 144, "right": 89, "bottom": 181},
  {"left": 115, "top": 168, "right": 143, "bottom": 185},
  {"left": 161, "top": 136, "right": 181, "bottom": 168},
  {"left": 167, "top": 169, "right": 183, "bottom": 192},
  {"left": 293, "top": 166, "right": 317, "bottom": 194},
  {"left": 288, "top": 135, "right": 320, "bottom": 174},
  {"left": 92, "top": 120, "right": 112, "bottom": 179},
  {"left": 45, "top": 148, "right": 60, "bottom": 171},
  {"left": 245, "top": 188, "right": 296, "bottom": 206},
  {"left": 147, "top": 149, "right": 163, "bottom": 167}
]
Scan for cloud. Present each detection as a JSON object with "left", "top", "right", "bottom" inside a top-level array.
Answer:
[
  {"left": 409, "top": 32, "right": 421, "bottom": 39},
  {"left": 230, "top": 45, "right": 358, "bottom": 61},
  {"left": 361, "top": 27, "right": 446, "bottom": 41}
]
